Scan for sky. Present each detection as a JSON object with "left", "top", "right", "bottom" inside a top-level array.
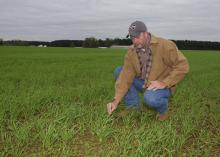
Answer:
[{"left": 0, "top": 0, "right": 220, "bottom": 41}]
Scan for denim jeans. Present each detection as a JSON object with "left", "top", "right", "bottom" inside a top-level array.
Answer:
[{"left": 114, "top": 66, "right": 171, "bottom": 113}]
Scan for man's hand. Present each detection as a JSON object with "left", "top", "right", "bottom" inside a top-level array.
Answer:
[
  {"left": 147, "top": 80, "right": 167, "bottom": 91},
  {"left": 107, "top": 100, "right": 119, "bottom": 115}
]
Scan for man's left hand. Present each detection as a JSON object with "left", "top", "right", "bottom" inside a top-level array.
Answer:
[{"left": 147, "top": 80, "right": 167, "bottom": 91}]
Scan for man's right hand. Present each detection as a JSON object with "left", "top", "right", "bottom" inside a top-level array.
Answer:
[{"left": 107, "top": 100, "right": 119, "bottom": 115}]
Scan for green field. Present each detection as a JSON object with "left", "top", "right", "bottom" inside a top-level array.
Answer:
[{"left": 0, "top": 46, "right": 220, "bottom": 157}]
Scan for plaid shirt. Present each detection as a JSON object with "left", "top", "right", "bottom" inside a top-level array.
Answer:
[{"left": 136, "top": 34, "right": 152, "bottom": 80}]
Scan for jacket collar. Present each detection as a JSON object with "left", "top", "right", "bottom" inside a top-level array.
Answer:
[{"left": 150, "top": 33, "right": 158, "bottom": 44}]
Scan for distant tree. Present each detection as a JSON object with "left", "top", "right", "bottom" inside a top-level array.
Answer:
[
  {"left": 83, "top": 37, "right": 99, "bottom": 48},
  {"left": 98, "top": 39, "right": 105, "bottom": 47},
  {"left": 0, "top": 38, "right": 3, "bottom": 45},
  {"left": 72, "top": 40, "right": 83, "bottom": 47},
  {"left": 112, "top": 38, "right": 131, "bottom": 46},
  {"left": 50, "top": 40, "right": 71, "bottom": 47},
  {"left": 7, "top": 40, "right": 29, "bottom": 46},
  {"left": 29, "top": 41, "right": 50, "bottom": 46},
  {"left": 69, "top": 41, "right": 75, "bottom": 47},
  {"left": 105, "top": 38, "right": 113, "bottom": 47}
]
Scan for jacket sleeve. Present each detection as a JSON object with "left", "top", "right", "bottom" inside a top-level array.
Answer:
[
  {"left": 162, "top": 41, "right": 189, "bottom": 87},
  {"left": 114, "top": 51, "right": 136, "bottom": 102}
]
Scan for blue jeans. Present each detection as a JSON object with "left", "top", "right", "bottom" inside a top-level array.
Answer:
[{"left": 114, "top": 66, "right": 171, "bottom": 113}]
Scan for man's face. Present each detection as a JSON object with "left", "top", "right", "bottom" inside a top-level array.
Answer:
[{"left": 132, "top": 32, "right": 147, "bottom": 48}]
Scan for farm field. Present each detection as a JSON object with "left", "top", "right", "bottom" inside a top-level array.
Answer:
[{"left": 0, "top": 46, "right": 220, "bottom": 156}]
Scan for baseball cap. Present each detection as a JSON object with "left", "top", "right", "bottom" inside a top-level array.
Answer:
[{"left": 126, "top": 21, "right": 147, "bottom": 39}]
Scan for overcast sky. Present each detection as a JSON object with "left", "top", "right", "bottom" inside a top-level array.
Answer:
[{"left": 0, "top": 0, "right": 220, "bottom": 41}]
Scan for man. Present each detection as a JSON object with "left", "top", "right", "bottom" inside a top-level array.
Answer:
[{"left": 107, "top": 21, "right": 189, "bottom": 121}]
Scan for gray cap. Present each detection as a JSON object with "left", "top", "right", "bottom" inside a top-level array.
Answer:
[{"left": 127, "top": 21, "right": 147, "bottom": 38}]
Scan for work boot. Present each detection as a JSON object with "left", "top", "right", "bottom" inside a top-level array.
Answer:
[{"left": 157, "top": 112, "right": 169, "bottom": 121}]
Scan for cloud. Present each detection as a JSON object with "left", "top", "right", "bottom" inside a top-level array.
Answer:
[{"left": 0, "top": 0, "right": 220, "bottom": 41}]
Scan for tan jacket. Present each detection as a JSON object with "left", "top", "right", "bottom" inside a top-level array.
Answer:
[{"left": 115, "top": 35, "right": 189, "bottom": 102}]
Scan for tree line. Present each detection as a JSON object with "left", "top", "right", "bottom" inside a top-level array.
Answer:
[{"left": 1, "top": 37, "right": 220, "bottom": 50}]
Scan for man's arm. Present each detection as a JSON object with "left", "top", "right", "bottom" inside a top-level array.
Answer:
[
  {"left": 107, "top": 50, "right": 136, "bottom": 115},
  {"left": 162, "top": 41, "right": 189, "bottom": 87}
]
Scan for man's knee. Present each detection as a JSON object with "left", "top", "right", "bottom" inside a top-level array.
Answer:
[
  {"left": 144, "top": 90, "right": 161, "bottom": 107},
  {"left": 114, "top": 66, "right": 122, "bottom": 80}
]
